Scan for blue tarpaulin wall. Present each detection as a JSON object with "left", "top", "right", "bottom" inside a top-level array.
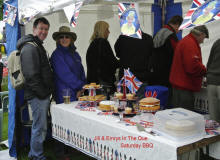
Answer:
[
  {"left": 5, "top": 0, "right": 21, "bottom": 157},
  {"left": 5, "top": 0, "right": 183, "bottom": 158},
  {"left": 152, "top": 0, "right": 182, "bottom": 40}
]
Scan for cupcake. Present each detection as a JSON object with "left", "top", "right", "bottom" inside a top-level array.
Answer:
[
  {"left": 126, "top": 93, "right": 134, "bottom": 100},
  {"left": 115, "top": 92, "right": 123, "bottom": 99},
  {"left": 114, "top": 106, "right": 118, "bottom": 113},
  {"left": 125, "top": 107, "right": 132, "bottom": 114}
]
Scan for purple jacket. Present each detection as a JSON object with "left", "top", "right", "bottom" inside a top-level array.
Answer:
[{"left": 50, "top": 44, "right": 86, "bottom": 104}]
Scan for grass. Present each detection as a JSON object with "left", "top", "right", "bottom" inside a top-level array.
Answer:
[
  {"left": 2, "top": 112, "right": 8, "bottom": 141},
  {"left": 1, "top": 76, "right": 8, "bottom": 92}
]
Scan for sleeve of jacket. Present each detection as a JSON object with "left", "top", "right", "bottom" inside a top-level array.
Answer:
[
  {"left": 114, "top": 36, "right": 122, "bottom": 58},
  {"left": 102, "top": 40, "right": 119, "bottom": 69},
  {"left": 207, "top": 39, "right": 220, "bottom": 69},
  {"left": 86, "top": 45, "right": 99, "bottom": 84},
  {"left": 74, "top": 52, "right": 86, "bottom": 84},
  {"left": 182, "top": 43, "right": 206, "bottom": 77},
  {"left": 21, "top": 43, "right": 50, "bottom": 99},
  {"left": 51, "top": 50, "right": 85, "bottom": 91}
]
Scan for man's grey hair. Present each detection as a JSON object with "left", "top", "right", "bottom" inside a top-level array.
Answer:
[{"left": 190, "top": 25, "right": 209, "bottom": 38}]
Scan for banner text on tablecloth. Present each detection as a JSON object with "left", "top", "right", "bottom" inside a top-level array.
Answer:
[{"left": 93, "top": 135, "right": 154, "bottom": 149}]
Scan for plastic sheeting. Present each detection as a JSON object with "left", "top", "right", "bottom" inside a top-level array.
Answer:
[
  {"left": 17, "top": 0, "right": 95, "bottom": 24},
  {"left": 5, "top": 0, "right": 20, "bottom": 157}
]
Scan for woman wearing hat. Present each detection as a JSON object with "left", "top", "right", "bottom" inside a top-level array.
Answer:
[
  {"left": 50, "top": 26, "right": 86, "bottom": 104},
  {"left": 86, "top": 21, "right": 119, "bottom": 94}
]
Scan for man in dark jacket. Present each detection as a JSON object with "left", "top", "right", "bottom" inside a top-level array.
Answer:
[
  {"left": 148, "top": 15, "right": 183, "bottom": 107},
  {"left": 206, "top": 38, "right": 220, "bottom": 123},
  {"left": 114, "top": 31, "right": 153, "bottom": 84},
  {"left": 149, "top": 15, "right": 183, "bottom": 87},
  {"left": 17, "top": 17, "right": 54, "bottom": 160}
]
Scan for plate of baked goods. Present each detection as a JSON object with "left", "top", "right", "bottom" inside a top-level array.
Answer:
[
  {"left": 114, "top": 92, "right": 138, "bottom": 101},
  {"left": 78, "top": 95, "right": 106, "bottom": 102},
  {"left": 139, "top": 97, "right": 160, "bottom": 113},
  {"left": 113, "top": 107, "right": 136, "bottom": 117},
  {"left": 124, "top": 107, "right": 136, "bottom": 117},
  {"left": 98, "top": 101, "right": 115, "bottom": 112},
  {"left": 83, "top": 83, "right": 101, "bottom": 89}
]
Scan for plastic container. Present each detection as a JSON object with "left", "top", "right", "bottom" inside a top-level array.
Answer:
[{"left": 153, "top": 108, "right": 206, "bottom": 141}]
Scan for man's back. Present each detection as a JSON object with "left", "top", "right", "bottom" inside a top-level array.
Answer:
[{"left": 114, "top": 32, "right": 153, "bottom": 83}]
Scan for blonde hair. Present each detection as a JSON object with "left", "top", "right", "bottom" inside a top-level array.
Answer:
[{"left": 90, "top": 21, "right": 109, "bottom": 42}]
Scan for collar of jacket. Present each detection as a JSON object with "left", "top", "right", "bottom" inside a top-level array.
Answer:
[
  {"left": 188, "top": 33, "right": 201, "bottom": 51},
  {"left": 164, "top": 24, "right": 176, "bottom": 34},
  {"left": 33, "top": 36, "right": 43, "bottom": 45},
  {"left": 57, "top": 44, "right": 76, "bottom": 53}
]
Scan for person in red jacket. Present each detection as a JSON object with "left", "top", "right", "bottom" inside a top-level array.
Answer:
[{"left": 169, "top": 25, "right": 208, "bottom": 110}]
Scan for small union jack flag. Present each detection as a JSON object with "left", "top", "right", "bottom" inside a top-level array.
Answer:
[
  {"left": 117, "top": 69, "right": 142, "bottom": 93},
  {"left": 124, "top": 69, "right": 142, "bottom": 94},
  {"left": 179, "top": 0, "right": 220, "bottom": 30},
  {"left": 117, "top": 78, "right": 123, "bottom": 92},
  {"left": 118, "top": 2, "right": 142, "bottom": 39}
]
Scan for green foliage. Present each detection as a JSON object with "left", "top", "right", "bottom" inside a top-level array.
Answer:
[
  {"left": 0, "top": 0, "right": 3, "bottom": 21},
  {"left": 1, "top": 76, "right": 8, "bottom": 91},
  {"left": 2, "top": 112, "right": 8, "bottom": 141}
]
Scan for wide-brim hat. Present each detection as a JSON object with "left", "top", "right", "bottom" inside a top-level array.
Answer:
[{"left": 52, "top": 26, "right": 77, "bottom": 41}]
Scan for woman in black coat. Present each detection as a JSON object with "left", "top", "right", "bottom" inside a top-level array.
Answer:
[{"left": 86, "top": 21, "right": 119, "bottom": 94}]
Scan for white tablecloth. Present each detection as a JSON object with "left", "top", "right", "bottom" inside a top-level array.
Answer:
[{"left": 50, "top": 102, "right": 219, "bottom": 160}]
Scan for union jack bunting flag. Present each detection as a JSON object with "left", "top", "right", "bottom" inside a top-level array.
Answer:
[
  {"left": 124, "top": 69, "right": 142, "bottom": 93},
  {"left": 19, "top": 8, "right": 39, "bottom": 25},
  {"left": 118, "top": 2, "right": 142, "bottom": 39},
  {"left": 179, "top": 0, "right": 220, "bottom": 30},
  {"left": 63, "top": 1, "right": 83, "bottom": 28},
  {"left": 3, "top": 3, "right": 17, "bottom": 26},
  {"left": 70, "top": 1, "right": 83, "bottom": 27}
]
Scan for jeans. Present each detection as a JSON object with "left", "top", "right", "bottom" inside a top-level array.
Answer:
[{"left": 28, "top": 96, "right": 50, "bottom": 160}]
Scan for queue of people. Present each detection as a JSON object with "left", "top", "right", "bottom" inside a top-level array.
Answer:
[{"left": 15, "top": 14, "right": 220, "bottom": 160}]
